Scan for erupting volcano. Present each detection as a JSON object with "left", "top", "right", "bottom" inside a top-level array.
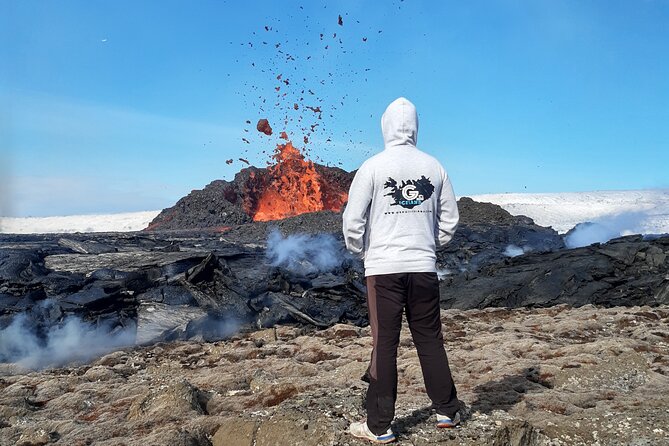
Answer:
[{"left": 145, "top": 140, "right": 353, "bottom": 231}]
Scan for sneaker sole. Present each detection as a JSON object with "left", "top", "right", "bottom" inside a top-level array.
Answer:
[{"left": 351, "top": 432, "right": 397, "bottom": 444}]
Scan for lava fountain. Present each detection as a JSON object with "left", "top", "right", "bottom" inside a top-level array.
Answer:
[{"left": 250, "top": 140, "right": 348, "bottom": 221}]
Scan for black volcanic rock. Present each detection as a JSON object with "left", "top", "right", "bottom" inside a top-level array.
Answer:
[
  {"left": 440, "top": 235, "right": 669, "bottom": 310},
  {"left": 146, "top": 179, "right": 252, "bottom": 231},
  {"left": 0, "top": 249, "right": 49, "bottom": 283},
  {"left": 457, "top": 196, "right": 528, "bottom": 225},
  {"left": 220, "top": 210, "right": 345, "bottom": 245}
]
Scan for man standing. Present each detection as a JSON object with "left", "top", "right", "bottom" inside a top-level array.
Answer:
[{"left": 343, "top": 97, "right": 460, "bottom": 443}]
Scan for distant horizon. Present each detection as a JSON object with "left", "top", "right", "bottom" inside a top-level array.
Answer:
[
  {"left": 3, "top": 1, "right": 668, "bottom": 217},
  {"left": 3, "top": 188, "right": 669, "bottom": 238},
  {"left": 2, "top": 187, "right": 668, "bottom": 219}
]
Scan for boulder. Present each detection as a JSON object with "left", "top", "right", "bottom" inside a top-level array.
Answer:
[
  {"left": 136, "top": 303, "right": 207, "bottom": 344},
  {"left": 126, "top": 379, "right": 205, "bottom": 420},
  {"left": 212, "top": 418, "right": 257, "bottom": 446}
]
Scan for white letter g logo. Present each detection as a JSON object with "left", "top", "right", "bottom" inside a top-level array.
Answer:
[{"left": 402, "top": 184, "right": 419, "bottom": 200}]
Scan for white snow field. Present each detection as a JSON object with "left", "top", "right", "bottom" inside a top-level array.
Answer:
[
  {"left": 1, "top": 190, "right": 668, "bottom": 236},
  {"left": 0, "top": 210, "right": 161, "bottom": 234}
]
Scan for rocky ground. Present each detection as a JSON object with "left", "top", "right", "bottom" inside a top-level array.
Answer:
[{"left": 2, "top": 304, "right": 669, "bottom": 446}]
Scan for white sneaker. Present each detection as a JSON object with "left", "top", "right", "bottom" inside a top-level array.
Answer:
[
  {"left": 436, "top": 411, "right": 461, "bottom": 428},
  {"left": 349, "top": 420, "right": 396, "bottom": 443}
]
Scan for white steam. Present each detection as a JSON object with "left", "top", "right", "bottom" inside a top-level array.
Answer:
[
  {"left": 503, "top": 245, "right": 527, "bottom": 257},
  {"left": 0, "top": 313, "right": 134, "bottom": 370},
  {"left": 437, "top": 268, "right": 454, "bottom": 280},
  {"left": 565, "top": 211, "right": 652, "bottom": 248},
  {"left": 266, "top": 230, "right": 345, "bottom": 274}
]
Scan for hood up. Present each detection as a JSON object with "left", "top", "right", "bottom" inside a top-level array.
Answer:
[{"left": 381, "top": 97, "right": 418, "bottom": 148}]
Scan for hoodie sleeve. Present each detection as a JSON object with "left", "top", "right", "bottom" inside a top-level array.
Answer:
[
  {"left": 342, "top": 163, "right": 373, "bottom": 257},
  {"left": 436, "top": 169, "right": 459, "bottom": 246}
]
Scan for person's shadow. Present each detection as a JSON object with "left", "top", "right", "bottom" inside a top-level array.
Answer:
[
  {"left": 391, "top": 406, "right": 434, "bottom": 435},
  {"left": 392, "top": 365, "right": 552, "bottom": 434},
  {"left": 469, "top": 365, "right": 553, "bottom": 414}
]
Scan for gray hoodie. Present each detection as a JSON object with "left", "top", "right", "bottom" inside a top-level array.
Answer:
[{"left": 342, "top": 97, "right": 459, "bottom": 276}]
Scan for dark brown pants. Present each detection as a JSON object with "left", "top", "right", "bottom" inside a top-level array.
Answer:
[{"left": 365, "top": 272, "right": 458, "bottom": 435}]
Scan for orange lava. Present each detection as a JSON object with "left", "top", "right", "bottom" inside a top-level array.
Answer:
[{"left": 251, "top": 141, "right": 347, "bottom": 221}]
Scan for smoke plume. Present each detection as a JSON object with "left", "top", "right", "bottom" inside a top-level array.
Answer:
[
  {"left": 266, "top": 229, "right": 346, "bottom": 274},
  {"left": 0, "top": 302, "right": 134, "bottom": 370},
  {"left": 564, "top": 211, "right": 652, "bottom": 248}
]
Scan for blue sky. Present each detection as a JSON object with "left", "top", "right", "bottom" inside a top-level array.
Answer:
[{"left": 1, "top": 0, "right": 668, "bottom": 217}]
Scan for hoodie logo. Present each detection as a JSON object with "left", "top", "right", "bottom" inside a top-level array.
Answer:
[{"left": 384, "top": 176, "right": 434, "bottom": 209}]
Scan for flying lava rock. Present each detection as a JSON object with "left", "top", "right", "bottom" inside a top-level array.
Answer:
[{"left": 256, "top": 119, "right": 273, "bottom": 136}]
